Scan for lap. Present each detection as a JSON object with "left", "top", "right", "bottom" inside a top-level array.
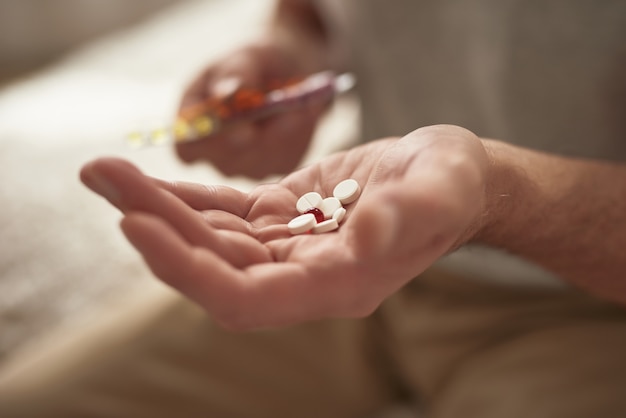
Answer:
[
  {"left": 0, "top": 292, "right": 393, "bottom": 418},
  {"left": 431, "top": 322, "right": 626, "bottom": 418},
  {"left": 380, "top": 268, "right": 626, "bottom": 417},
  {"left": 2, "top": 268, "right": 626, "bottom": 418}
]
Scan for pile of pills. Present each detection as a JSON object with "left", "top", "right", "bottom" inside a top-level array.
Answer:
[{"left": 288, "top": 179, "right": 361, "bottom": 235}]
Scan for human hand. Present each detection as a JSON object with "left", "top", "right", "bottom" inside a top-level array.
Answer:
[
  {"left": 176, "top": 41, "right": 328, "bottom": 178},
  {"left": 81, "top": 125, "right": 489, "bottom": 330}
]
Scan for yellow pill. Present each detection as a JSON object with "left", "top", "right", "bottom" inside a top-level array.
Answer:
[
  {"left": 150, "top": 128, "right": 170, "bottom": 145},
  {"left": 173, "top": 119, "right": 191, "bottom": 142},
  {"left": 126, "top": 131, "right": 146, "bottom": 148},
  {"left": 192, "top": 116, "right": 214, "bottom": 136}
]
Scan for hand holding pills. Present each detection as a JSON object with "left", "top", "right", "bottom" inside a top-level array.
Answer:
[
  {"left": 176, "top": 42, "right": 330, "bottom": 179},
  {"left": 81, "top": 125, "right": 490, "bottom": 330}
]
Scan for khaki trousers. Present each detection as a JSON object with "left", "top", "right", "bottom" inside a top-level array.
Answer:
[{"left": 1, "top": 268, "right": 626, "bottom": 418}]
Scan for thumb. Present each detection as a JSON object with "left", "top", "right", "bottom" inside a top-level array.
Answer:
[
  {"left": 350, "top": 185, "right": 403, "bottom": 260},
  {"left": 210, "top": 76, "right": 243, "bottom": 99},
  {"left": 350, "top": 181, "right": 458, "bottom": 265}
]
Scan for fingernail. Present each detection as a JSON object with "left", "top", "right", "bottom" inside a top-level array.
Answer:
[
  {"left": 211, "top": 77, "right": 241, "bottom": 98},
  {"left": 84, "top": 170, "right": 120, "bottom": 204}
]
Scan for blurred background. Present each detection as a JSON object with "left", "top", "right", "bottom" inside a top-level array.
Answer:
[
  {"left": 0, "top": 0, "right": 358, "bottom": 368},
  {"left": 0, "top": 0, "right": 179, "bottom": 84}
]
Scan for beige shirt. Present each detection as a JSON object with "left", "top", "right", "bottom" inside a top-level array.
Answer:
[{"left": 316, "top": 0, "right": 626, "bottom": 286}]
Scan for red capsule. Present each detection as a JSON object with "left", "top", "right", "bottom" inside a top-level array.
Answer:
[{"left": 305, "top": 207, "right": 325, "bottom": 223}]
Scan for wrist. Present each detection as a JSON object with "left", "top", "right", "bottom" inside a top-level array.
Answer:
[{"left": 470, "top": 139, "right": 535, "bottom": 248}]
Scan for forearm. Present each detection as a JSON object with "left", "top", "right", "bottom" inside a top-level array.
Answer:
[
  {"left": 476, "top": 139, "right": 626, "bottom": 302},
  {"left": 266, "top": 0, "right": 333, "bottom": 73}
]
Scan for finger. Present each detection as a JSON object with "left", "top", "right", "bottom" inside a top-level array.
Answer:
[
  {"left": 177, "top": 84, "right": 323, "bottom": 177},
  {"left": 120, "top": 212, "right": 198, "bottom": 290},
  {"left": 82, "top": 158, "right": 209, "bottom": 236},
  {"left": 238, "top": 262, "right": 330, "bottom": 328},
  {"left": 178, "top": 54, "right": 261, "bottom": 126},
  {"left": 154, "top": 179, "right": 250, "bottom": 217},
  {"left": 123, "top": 212, "right": 268, "bottom": 273},
  {"left": 180, "top": 67, "right": 214, "bottom": 109},
  {"left": 256, "top": 111, "right": 318, "bottom": 171},
  {"left": 81, "top": 158, "right": 257, "bottom": 265},
  {"left": 175, "top": 124, "right": 255, "bottom": 164},
  {"left": 123, "top": 213, "right": 361, "bottom": 330},
  {"left": 235, "top": 241, "right": 377, "bottom": 329},
  {"left": 198, "top": 210, "right": 289, "bottom": 245},
  {"left": 120, "top": 212, "right": 247, "bottom": 307},
  {"left": 175, "top": 124, "right": 301, "bottom": 179},
  {"left": 200, "top": 210, "right": 252, "bottom": 234},
  {"left": 121, "top": 213, "right": 326, "bottom": 329},
  {"left": 179, "top": 64, "right": 253, "bottom": 108}
]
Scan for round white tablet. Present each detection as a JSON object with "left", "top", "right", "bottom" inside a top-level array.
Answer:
[
  {"left": 320, "top": 197, "right": 342, "bottom": 219},
  {"left": 288, "top": 213, "right": 316, "bottom": 235},
  {"left": 333, "top": 179, "right": 361, "bottom": 205},
  {"left": 296, "top": 192, "right": 323, "bottom": 213},
  {"left": 332, "top": 207, "right": 346, "bottom": 224},
  {"left": 313, "top": 218, "right": 339, "bottom": 234}
]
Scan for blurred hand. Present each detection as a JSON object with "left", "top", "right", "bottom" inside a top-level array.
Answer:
[
  {"left": 81, "top": 125, "right": 489, "bottom": 330},
  {"left": 176, "top": 41, "right": 328, "bottom": 178}
]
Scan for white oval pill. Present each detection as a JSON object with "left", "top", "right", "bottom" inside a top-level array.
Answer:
[
  {"left": 296, "top": 192, "right": 323, "bottom": 214},
  {"left": 320, "top": 197, "right": 342, "bottom": 219},
  {"left": 333, "top": 179, "right": 361, "bottom": 205},
  {"left": 313, "top": 218, "right": 339, "bottom": 234},
  {"left": 288, "top": 213, "right": 316, "bottom": 235},
  {"left": 332, "top": 207, "right": 346, "bottom": 224}
]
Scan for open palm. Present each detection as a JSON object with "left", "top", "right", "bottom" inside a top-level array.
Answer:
[{"left": 81, "top": 125, "right": 489, "bottom": 329}]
